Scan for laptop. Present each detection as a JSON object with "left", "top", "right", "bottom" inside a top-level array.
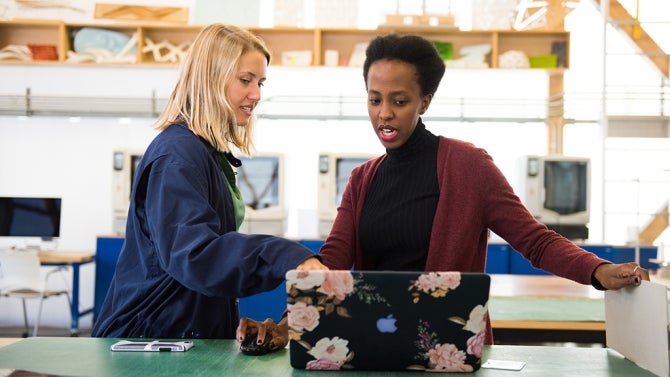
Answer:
[{"left": 285, "top": 270, "right": 491, "bottom": 372}]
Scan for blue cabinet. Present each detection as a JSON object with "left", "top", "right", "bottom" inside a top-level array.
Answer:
[
  {"left": 485, "top": 243, "right": 511, "bottom": 274},
  {"left": 581, "top": 245, "right": 659, "bottom": 270},
  {"left": 298, "top": 239, "right": 325, "bottom": 253},
  {"left": 94, "top": 236, "right": 124, "bottom": 321},
  {"left": 238, "top": 239, "right": 322, "bottom": 322},
  {"left": 508, "top": 249, "right": 551, "bottom": 275},
  {"left": 94, "top": 237, "right": 660, "bottom": 324},
  {"left": 238, "top": 284, "right": 287, "bottom": 322},
  {"left": 493, "top": 243, "right": 659, "bottom": 275},
  {"left": 94, "top": 236, "right": 321, "bottom": 323}
]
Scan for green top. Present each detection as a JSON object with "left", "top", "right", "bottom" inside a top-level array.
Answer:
[
  {"left": 489, "top": 297, "right": 605, "bottom": 321},
  {"left": 219, "top": 153, "right": 245, "bottom": 230},
  {"left": 0, "top": 338, "right": 656, "bottom": 377}
]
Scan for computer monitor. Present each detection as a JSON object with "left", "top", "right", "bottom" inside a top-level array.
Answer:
[
  {"left": 112, "top": 149, "right": 287, "bottom": 236},
  {"left": 317, "top": 152, "right": 377, "bottom": 238},
  {"left": 523, "top": 154, "right": 590, "bottom": 240},
  {"left": 0, "top": 196, "right": 62, "bottom": 249},
  {"left": 237, "top": 153, "right": 287, "bottom": 236},
  {"left": 111, "top": 149, "right": 144, "bottom": 235}
]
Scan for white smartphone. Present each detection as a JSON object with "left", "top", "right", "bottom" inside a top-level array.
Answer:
[{"left": 110, "top": 340, "right": 194, "bottom": 352}]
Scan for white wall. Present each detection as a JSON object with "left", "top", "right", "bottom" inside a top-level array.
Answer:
[{"left": 0, "top": 65, "right": 170, "bottom": 330}]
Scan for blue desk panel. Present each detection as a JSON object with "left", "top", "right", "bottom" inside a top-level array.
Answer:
[
  {"left": 508, "top": 250, "right": 551, "bottom": 275},
  {"left": 239, "top": 240, "right": 322, "bottom": 322},
  {"left": 581, "top": 245, "right": 658, "bottom": 270},
  {"left": 297, "top": 239, "right": 324, "bottom": 253},
  {"left": 95, "top": 237, "right": 660, "bottom": 323},
  {"left": 485, "top": 243, "right": 511, "bottom": 274},
  {"left": 94, "top": 236, "right": 124, "bottom": 322},
  {"left": 506, "top": 243, "right": 659, "bottom": 275},
  {"left": 240, "top": 240, "right": 512, "bottom": 321}
]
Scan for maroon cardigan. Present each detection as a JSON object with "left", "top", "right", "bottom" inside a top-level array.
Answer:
[{"left": 319, "top": 136, "right": 609, "bottom": 344}]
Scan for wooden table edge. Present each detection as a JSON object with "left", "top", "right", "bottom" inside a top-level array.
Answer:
[{"left": 491, "top": 319, "right": 607, "bottom": 331}]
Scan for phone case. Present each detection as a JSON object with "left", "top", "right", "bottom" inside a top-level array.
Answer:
[{"left": 110, "top": 340, "right": 194, "bottom": 352}]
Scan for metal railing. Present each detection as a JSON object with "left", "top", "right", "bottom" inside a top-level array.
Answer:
[{"left": 1, "top": 86, "right": 668, "bottom": 123}]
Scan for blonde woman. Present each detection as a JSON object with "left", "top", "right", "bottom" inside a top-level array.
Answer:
[{"left": 93, "top": 24, "right": 325, "bottom": 342}]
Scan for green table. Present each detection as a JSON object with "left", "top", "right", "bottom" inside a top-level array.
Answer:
[
  {"left": 0, "top": 337, "right": 654, "bottom": 376},
  {"left": 486, "top": 275, "right": 608, "bottom": 345},
  {"left": 490, "top": 296, "right": 605, "bottom": 323},
  {"left": 489, "top": 296, "right": 607, "bottom": 344}
]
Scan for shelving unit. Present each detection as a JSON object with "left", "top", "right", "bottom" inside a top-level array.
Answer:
[
  {"left": 0, "top": 19, "right": 570, "bottom": 152},
  {"left": 0, "top": 20, "right": 570, "bottom": 69}
]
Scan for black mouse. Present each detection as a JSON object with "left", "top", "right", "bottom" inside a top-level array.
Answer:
[{"left": 239, "top": 332, "right": 272, "bottom": 356}]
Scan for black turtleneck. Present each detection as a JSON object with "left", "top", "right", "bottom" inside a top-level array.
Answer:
[{"left": 359, "top": 121, "right": 439, "bottom": 271}]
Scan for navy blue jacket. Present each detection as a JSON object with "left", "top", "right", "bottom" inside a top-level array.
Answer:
[{"left": 92, "top": 123, "right": 314, "bottom": 339}]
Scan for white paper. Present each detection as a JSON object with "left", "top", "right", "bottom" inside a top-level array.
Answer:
[{"left": 605, "top": 280, "right": 669, "bottom": 377}]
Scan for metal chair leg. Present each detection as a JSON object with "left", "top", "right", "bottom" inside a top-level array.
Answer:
[
  {"left": 21, "top": 298, "right": 29, "bottom": 338},
  {"left": 33, "top": 296, "right": 45, "bottom": 337}
]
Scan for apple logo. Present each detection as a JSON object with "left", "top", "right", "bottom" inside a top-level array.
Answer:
[{"left": 376, "top": 314, "right": 398, "bottom": 333}]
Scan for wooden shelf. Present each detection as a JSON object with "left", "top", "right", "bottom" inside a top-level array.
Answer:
[
  {"left": 0, "top": 20, "right": 570, "bottom": 69},
  {"left": 63, "top": 22, "right": 139, "bottom": 62},
  {"left": 0, "top": 19, "right": 65, "bottom": 63},
  {"left": 134, "top": 24, "right": 201, "bottom": 64},
  {"left": 250, "top": 27, "right": 318, "bottom": 66},
  {"left": 497, "top": 30, "right": 569, "bottom": 68}
]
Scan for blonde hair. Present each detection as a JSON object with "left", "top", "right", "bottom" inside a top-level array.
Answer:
[{"left": 154, "top": 24, "right": 270, "bottom": 154}]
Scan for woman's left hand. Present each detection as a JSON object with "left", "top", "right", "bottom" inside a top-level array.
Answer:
[{"left": 593, "top": 262, "right": 650, "bottom": 290}]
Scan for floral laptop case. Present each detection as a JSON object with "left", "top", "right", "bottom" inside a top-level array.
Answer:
[{"left": 286, "top": 270, "right": 490, "bottom": 372}]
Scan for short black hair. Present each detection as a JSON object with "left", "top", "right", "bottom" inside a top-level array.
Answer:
[{"left": 363, "top": 34, "right": 446, "bottom": 96}]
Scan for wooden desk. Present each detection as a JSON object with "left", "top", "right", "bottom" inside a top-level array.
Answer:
[
  {"left": 489, "top": 274, "right": 606, "bottom": 344},
  {"left": 490, "top": 274, "right": 604, "bottom": 300},
  {"left": 0, "top": 338, "right": 655, "bottom": 376},
  {"left": 38, "top": 251, "right": 95, "bottom": 335},
  {"left": 0, "top": 339, "right": 20, "bottom": 349},
  {"left": 38, "top": 251, "right": 94, "bottom": 265}
]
